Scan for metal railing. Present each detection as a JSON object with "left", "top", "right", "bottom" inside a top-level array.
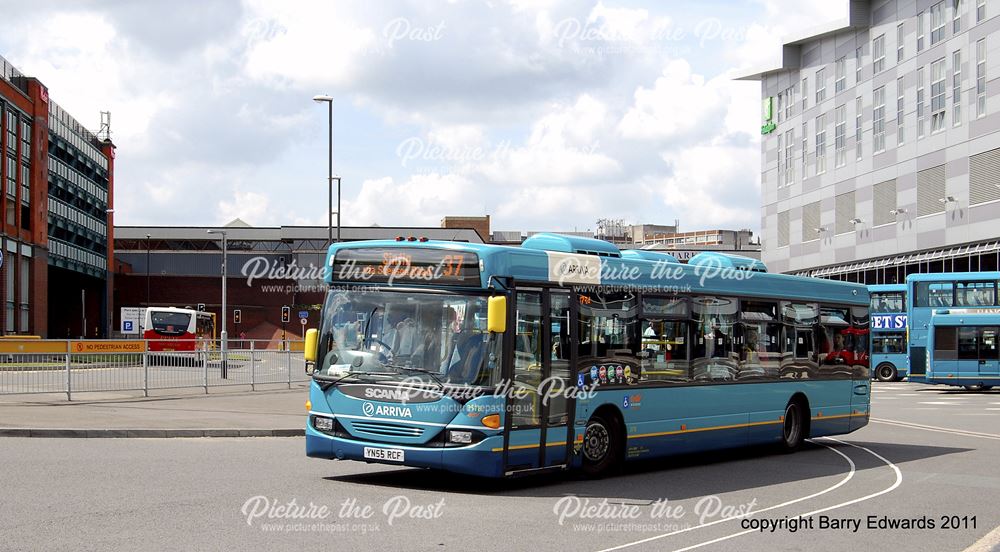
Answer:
[
  {"left": 0, "top": 53, "right": 29, "bottom": 94},
  {"left": 0, "top": 339, "right": 310, "bottom": 400}
]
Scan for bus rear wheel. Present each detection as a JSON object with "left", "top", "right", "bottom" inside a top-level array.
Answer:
[
  {"left": 963, "top": 385, "right": 994, "bottom": 391},
  {"left": 779, "top": 401, "right": 806, "bottom": 452},
  {"left": 581, "top": 413, "right": 621, "bottom": 478},
  {"left": 875, "top": 363, "right": 898, "bottom": 382}
]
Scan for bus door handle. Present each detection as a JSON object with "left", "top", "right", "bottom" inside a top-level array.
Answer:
[{"left": 853, "top": 384, "right": 868, "bottom": 395}]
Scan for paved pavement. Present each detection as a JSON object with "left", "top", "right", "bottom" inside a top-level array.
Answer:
[
  {"left": 0, "top": 384, "right": 310, "bottom": 436},
  {"left": 2, "top": 381, "right": 1000, "bottom": 551}
]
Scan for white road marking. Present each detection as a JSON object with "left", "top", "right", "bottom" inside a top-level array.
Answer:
[
  {"left": 664, "top": 439, "right": 902, "bottom": 552},
  {"left": 871, "top": 418, "right": 1000, "bottom": 440},
  {"left": 919, "top": 401, "right": 960, "bottom": 405},
  {"left": 595, "top": 440, "right": 858, "bottom": 552}
]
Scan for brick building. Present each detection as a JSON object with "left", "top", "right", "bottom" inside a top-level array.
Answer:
[{"left": 1, "top": 54, "right": 115, "bottom": 337}]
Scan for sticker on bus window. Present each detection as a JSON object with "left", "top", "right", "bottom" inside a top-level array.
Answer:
[
  {"left": 676, "top": 337, "right": 685, "bottom": 345},
  {"left": 717, "top": 338, "right": 723, "bottom": 345},
  {"left": 798, "top": 337, "right": 804, "bottom": 344}
]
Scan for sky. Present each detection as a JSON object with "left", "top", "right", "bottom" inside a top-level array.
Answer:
[{"left": 0, "top": 0, "right": 844, "bottom": 234}]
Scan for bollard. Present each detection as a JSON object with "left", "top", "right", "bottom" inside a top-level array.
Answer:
[{"left": 286, "top": 345, "right": 292, "bottom": 389}]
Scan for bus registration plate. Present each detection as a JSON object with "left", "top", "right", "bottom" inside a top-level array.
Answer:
[{"left": 363, "top": 447, "right": 404, "bottom": 462}]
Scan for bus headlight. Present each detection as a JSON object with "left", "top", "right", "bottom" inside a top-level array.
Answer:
[
  {"left": 448, "top": 430, "right": 473, "bottom": 444},
  {"left": 313, "top": 416, "right": 334, "bottom": 431}
]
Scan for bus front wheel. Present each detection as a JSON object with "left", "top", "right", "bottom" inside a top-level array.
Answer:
[
  {"left": 581, "top": 413, "right": 621, "bottom": 478},
  {"left": 963, "top": 385, "right": 994, "bottom": 391},
  {"left": 875, "top": 363, "right": 898, "bottom": 382},
  {"left": 779, "top": 401, "right": 807, "bottom": 452}
]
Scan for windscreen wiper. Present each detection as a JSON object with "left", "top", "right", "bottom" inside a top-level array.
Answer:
[{"left": 315, "top": 369, "right": 397, "bottom": 390}]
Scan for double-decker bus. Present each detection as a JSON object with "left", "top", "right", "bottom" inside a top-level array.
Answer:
[
  {"left": 906, "top": 272, "right": 1000, "bottom": 381},
  {"left": 927, "top": 310, "right": 1000, "bottom": 390},
  {"left": 869, "top": 284, "right": 908, "bottom": 381},
  {"left": 302, "top": 234, "right": 871, "bottom": 478},
  {"left": 143, "top": 307, "right": 216, "bottom": 351}
]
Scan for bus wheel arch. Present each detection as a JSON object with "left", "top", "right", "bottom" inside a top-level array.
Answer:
[
  {"left": 875, "top": 363, "right": 899, "bottom": 382},
  {"left": 780, "top": 393, "right": 810, "bottom": 452},
  {"left": 581, "top": 404, "right": 625, "bottom": 478}
]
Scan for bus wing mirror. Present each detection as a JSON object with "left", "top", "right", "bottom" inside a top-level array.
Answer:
[
  {"left": 304, "top": 328, "right": 319, "bottom": 370},
  {"left": 487, "top": 296, "right": 507, "bottom": 334}
]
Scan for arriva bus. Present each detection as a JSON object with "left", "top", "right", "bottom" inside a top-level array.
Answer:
[
  {"left": 906, "top": 272, "right": 1000, "bottom": 381},
  {"left": 143, "top": 307, "right": 216, "bottom": 351},
  {"left": 302, "top": 234, "right": 871, "bottom": 478},
  {"left": 927, "top": 310, "right": 1000, "bottom": 390},
  {"left": 869, "top": 284, "right": 908, "bottom": 381}
]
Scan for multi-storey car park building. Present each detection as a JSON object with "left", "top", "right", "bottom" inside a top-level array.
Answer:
[
  {"left": 739, "top": 0, "right": 1000, "bottom": 283},
  {"left": 1, "top": 53, "right": 114, "bottom": 337}
]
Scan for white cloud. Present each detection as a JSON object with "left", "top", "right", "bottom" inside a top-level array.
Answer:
[
  {"left": 0, "top": 0, "right": 838, "bottom": 236},
  {"left": 241, "top": 0, "right": 377, "bottom": 89},
  {"left": 656, "top": 143, "right": 760, "bottom": 229},
  {"left": 617, "top": 59, "right": 726, "bottom": 142},
  {"left": 343, "top": 174, "right": 480, "bottom": 227},
  {"left": 217, "top": 189, "right": 271, "bottom": 225}
]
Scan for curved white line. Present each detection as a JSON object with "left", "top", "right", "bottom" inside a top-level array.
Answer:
[
  {"left": 666, "top": 438, "right": 902, "bottom": 552},
  {"left": 595, "top": 440, "right": 857, "bottom": 552},
  {"left": 872, "top": 417, "right": 1000, "bottom": 440}
]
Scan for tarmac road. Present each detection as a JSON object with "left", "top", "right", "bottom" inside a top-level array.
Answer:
[{"left": 1, "top": 381, "right": 998, "bottom": 551}]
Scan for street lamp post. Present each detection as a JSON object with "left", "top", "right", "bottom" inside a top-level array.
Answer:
[
  {"left": 312, "top": 95, "right": 340, "bottom": 245},
  {"left": 145, "top": 233, "right": 151, "bottom": 309},
  {"left": 207, "top": 229, "right": 228, "bottom": 378},
  {"left": 332, "top": 176, "right": 341, "bottom": 242}
]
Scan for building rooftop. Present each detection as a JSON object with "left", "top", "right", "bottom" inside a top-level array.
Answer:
[{"left": 733, "top": 0, "right": 871, "bottom": 81}]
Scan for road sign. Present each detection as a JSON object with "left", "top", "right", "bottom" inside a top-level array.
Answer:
[
  {"left": 197, "top": 303, "right": 206, "bottom": 312},
  {"left": 300, "top": 318, "right": 307, "bottom": 326},
  {"left": 298, "top": 310, "right": 309, "bottom": 319},
  {"left": 120, "top": 307, "right": 147, "bottom": 335},
  {"left": 71, "top": 340, "right": 147, "bottom": 353}
]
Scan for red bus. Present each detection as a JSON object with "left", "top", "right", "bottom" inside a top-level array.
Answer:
[{"left": 143, "top": 307, "right": 216, "bottom": 351}]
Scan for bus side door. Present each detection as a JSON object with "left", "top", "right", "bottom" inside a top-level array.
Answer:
[{"left": 978, "top": 327, "right": 1000, "bottom": 378}]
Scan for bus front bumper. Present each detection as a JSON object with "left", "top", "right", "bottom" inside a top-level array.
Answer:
[{"left": 306, "top": 425, "right": 505, "bottom": 478}]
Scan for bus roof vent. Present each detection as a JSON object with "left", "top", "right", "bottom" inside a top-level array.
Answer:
[
  {"left": 620, "top": 250, "right": 679, "bottom": 263},
  {"left": 521, "top": 233, "right": 621, "bottom": 258},
  {"left": 687, "top": 251, "right": 768, "bottom": 273}
]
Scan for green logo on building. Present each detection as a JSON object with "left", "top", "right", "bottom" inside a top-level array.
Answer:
[{"left": 761, "top": 96, "right": 776, "bottom": 135}]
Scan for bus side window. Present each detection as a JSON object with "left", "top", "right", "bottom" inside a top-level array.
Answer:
[
  {"left": 781, "top": 302, "right": 819, "bottom": 378},
  {"left": 639, "top": 318, "right": 689, "bottom": 383},
  {"left": 577, "top": 291, "right": 639, "bottom": 359}
]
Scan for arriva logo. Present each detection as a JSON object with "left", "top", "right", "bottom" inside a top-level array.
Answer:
[
  {"left": 361, "top": 401, "right": 413, "bottom": 418},
  {"left": 364, "top": 387, "right": 410, "bottom": 401}
]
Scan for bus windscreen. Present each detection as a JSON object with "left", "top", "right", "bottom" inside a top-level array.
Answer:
[{"left": 151, "top": 311, "right": 192, "bottom": 336}]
